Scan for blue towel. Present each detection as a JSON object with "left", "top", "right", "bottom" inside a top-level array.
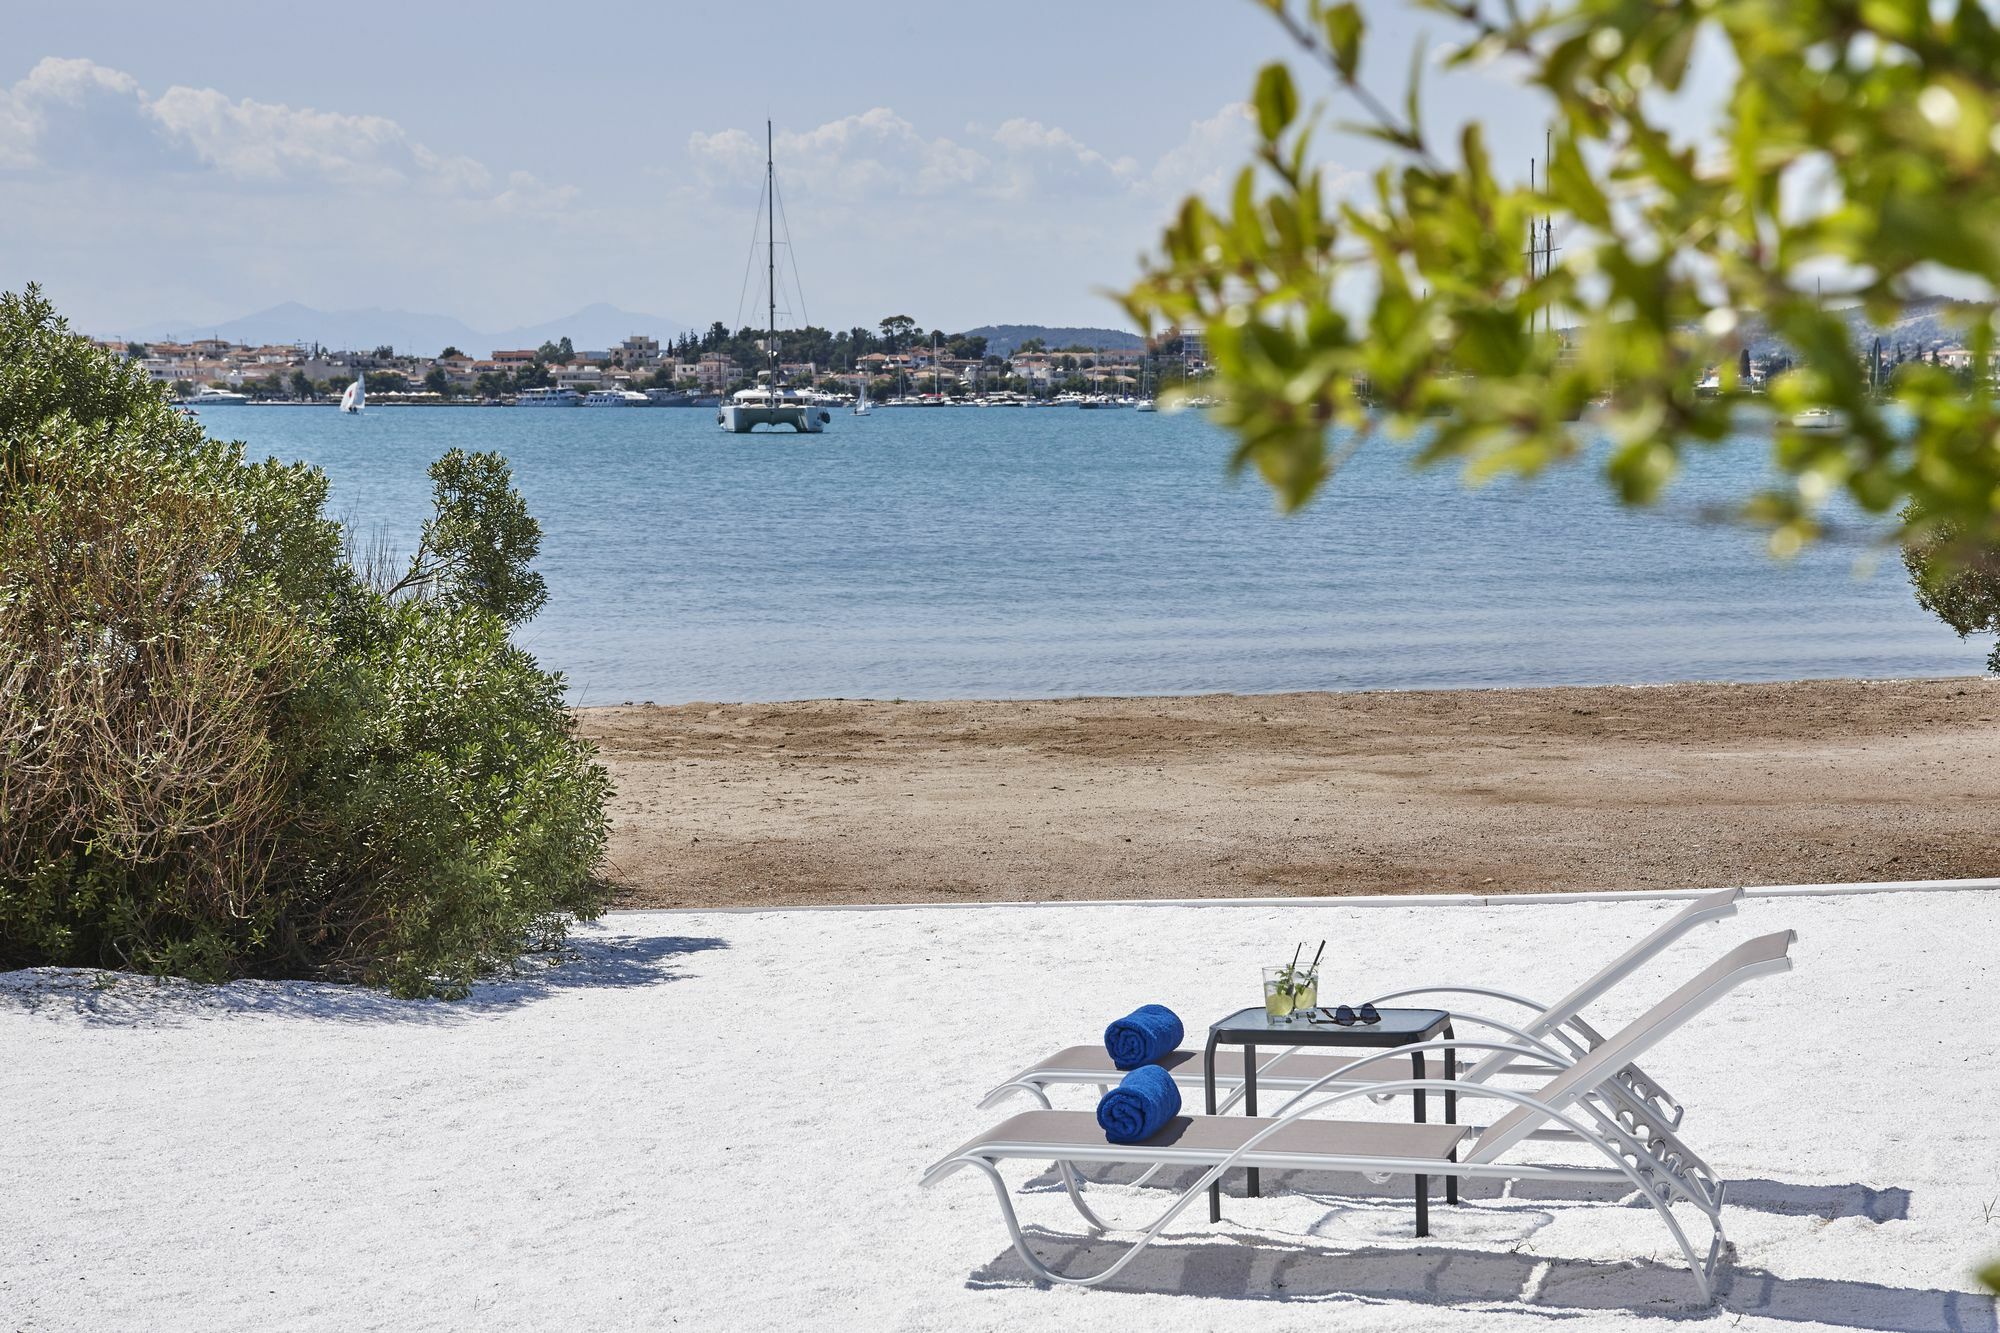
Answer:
[
  {"left": 1103, "top": 1004, "right": 1184, "bottom": 1070},
  {"left": 1096, "top": 1065, "right": 1182, "bottom": 1144}
]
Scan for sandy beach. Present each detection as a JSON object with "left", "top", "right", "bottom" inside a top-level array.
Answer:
[
  {"left": 583, "top": 676, "right": 2000, "bottom": 908},
  {"left": 7, "top": 889, "right": 1996, "bottom": 1330}
]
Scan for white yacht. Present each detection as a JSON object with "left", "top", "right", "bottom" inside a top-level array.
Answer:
[
  {"left": 580, "top": 388, "right": 649, "bottom": 406},
  {"left": 718, "top": 122, "right": 831, "bottom": 436},
  {"left": 720, "top": 385, "right": 830, "bottom": 433},
  {"left": 1790, "top": 407, "right": 1842, "bottom": 431},
  {"left": 338, "top": 372, "right": 364, "bottom": 413},
  {"left": 191, "top": 385, "right": 250, "bottom": 406},
  {"left": 516, "top": 387, "right": 580, "bottom": 407}
]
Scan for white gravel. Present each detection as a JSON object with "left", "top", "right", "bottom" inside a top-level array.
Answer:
[{"left": 3, "top": 889, "right": 1997, "bottom": 1332}]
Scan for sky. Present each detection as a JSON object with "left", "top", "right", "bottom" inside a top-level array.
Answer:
[{"left": 1, "top": 1, "right": 1567, "bottom": 343}]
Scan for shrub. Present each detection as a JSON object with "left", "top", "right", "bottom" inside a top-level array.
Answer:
[
  {"left": 0, "top": 286, "right": 609, "bottom": 996},
  {"left": 1901, "top": 502, "right": 2000, "bottom": 675}
]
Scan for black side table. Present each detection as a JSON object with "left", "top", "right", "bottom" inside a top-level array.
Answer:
[{"left": 1203, "top": 1006, "right": 1456, "bottom": 1232}]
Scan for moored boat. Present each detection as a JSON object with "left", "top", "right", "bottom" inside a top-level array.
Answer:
[{"left": 718, "top": 121, "right": 830, "bottom": 437}]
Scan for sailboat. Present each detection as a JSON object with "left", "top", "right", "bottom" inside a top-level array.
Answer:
[
  {"left": 718, "top": 122, "right": 830, "bottom": 435},
  {"left": 339, "top": 372, "right": 365, "bottom": 414},
  {"left": 852, "top": 386, "right": 870, "bottom": 416}
]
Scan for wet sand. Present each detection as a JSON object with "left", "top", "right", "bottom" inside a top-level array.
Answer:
[{"left": 579, "top": 677, "right": 2000, "bottom": 908}]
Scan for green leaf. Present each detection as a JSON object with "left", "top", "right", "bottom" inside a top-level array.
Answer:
[
  {"left": 1322, "top": 2, "right": 1364, "bottom": 82},
  {"left": 1254, "top": 62, "right": 1299, "bottom": 141}
]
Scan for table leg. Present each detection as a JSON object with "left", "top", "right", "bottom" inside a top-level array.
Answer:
[
  {"left": 1412, "top": 1050, "right": 1429, "bottom": 1237},
  {"left": 1205, "top": 1030, "right": 1221, "bottom": 1222},
  {"left": 1244, "top": 1041, "right": 1260, "bottom": 1199},
  {"left": 1444, "top": 1023, "right": 1458, "bottom": 1207}
]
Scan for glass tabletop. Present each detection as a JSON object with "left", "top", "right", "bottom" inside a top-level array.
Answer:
[{"left": 1207, "top": 1004, "right": 1451, "bottom": 1046}]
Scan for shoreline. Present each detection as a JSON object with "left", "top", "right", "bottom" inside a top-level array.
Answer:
[{"left": 580, "top": 674, "right": 2000, "bottom": 910}]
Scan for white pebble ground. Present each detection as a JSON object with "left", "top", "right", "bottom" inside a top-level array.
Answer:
[{"left": 3, "top": 889, "right": 1997, "bottom": 1332}]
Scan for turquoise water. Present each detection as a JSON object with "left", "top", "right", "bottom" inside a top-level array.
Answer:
[{"left": 202, "top": 403, "right": 1982, "bottom": 705}]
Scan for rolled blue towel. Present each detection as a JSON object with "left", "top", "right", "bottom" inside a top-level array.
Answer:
[
  {"left": 1103, "top": 1004, "right": 1185, "bottom": 1070},
  {"left": 1096, "top": 1064, "right": 1183, "bottom": 1145}
]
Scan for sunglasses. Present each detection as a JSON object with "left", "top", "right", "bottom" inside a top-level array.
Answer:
[{"left": 1306, "top": 1003, "right": 1381, "bottom": 1026}]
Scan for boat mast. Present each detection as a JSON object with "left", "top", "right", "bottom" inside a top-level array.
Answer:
[{"left": 767, "top": 120, "right": 777, "bottom": 384}]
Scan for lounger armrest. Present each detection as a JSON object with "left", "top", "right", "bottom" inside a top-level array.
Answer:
[
  {"left": 1366, "top": 983, "right": 1552, "bottom": 1014},
  {"left": 920, "top": 1157, "right": 971, "bottom": 1188},
  {"left": 1415, "top": 1010, "right": 1581, "bottom": 1066}
]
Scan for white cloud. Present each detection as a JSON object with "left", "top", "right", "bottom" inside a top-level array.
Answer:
[
  {"left": 489, "top": 169, "right": 578, "bottom": 215},
  {"left": 0, "top": 57, "right": 550, "bottom": 207},
  {"left": 146, "top": 85, "right": 489, "bottom": 193},
  {"left": 690, "top": 108, "right": 989, "bottom": 200},
  {"left": 688, "top": 104, "right": 1246, "bottom": 209},
  {"left": 987, "top": 116, "right": 1138, "bottom": 198},
  {"left": 1147, "top": 103, "right": 1257, "bottom": 198},
  {"left": 0, "top": 57, "right": 164, "bottom": 171}
]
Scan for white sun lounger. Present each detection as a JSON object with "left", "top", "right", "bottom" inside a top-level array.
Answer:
[
  {"left": 925, "top": 929, "right": 1794, "bottom": 1302},
  {"left": 979, "top": 888, "right": 1743, "bottom": 1128}
]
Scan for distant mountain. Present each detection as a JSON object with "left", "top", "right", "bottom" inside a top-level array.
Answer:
[
  {"left": 123, "top": 301, "right": 688, "bottom": 358},
  {"left": 130, "top": 303, "right": 485, "bottom": 356},
  {"left": 486, "top": 303, "right": 687, "bottom": 355},
  {"left": 964, "top": 324, "right": 1146, "bottom": 357},
  {"left": 1742, "top": 296, "right": 1981, "bottom": 358}
]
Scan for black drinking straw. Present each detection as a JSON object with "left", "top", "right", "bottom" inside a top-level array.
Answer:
[
  {"left": 1307, "top": 939, "right": 1326, "bottom": 975},
  {"left": 1286, "top": 942, "right": 1302, "bottom": 976}
]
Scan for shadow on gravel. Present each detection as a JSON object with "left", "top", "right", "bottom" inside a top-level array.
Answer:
[
  {"left": 0, "top": 932, "right": 728, "bottom": 1028},
  {"left": 968, "top": 1233, "right": 1996, "bottom": 1331}
]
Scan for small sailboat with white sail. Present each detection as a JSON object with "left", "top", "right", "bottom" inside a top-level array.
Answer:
[
  {"left": 339, "top": 372, "right": 365, "bottom": 414},
  {"left": 853, "top": 387, "right": 870, "bottom": 416}
]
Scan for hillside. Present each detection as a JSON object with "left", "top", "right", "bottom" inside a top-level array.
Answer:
[
  {"left": 963, "top": 324, "right": 1145, "bottom": 357},
  {"left": 1742, "top": 296, "right": 1982, "bottom": 358},
  {"left": 126, "top": 301, "right": 688, "bottom": 357}
]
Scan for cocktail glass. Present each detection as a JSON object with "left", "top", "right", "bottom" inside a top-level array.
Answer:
[
  {"left": 1263, "top": 965, "right": 1318, "bottom": 1022},
  {"left": 1292, "top": 970, "right": 1319, "bottom": 1014}
]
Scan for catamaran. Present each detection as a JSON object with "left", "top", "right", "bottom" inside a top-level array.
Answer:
[
  {"left": 719, "top": 122, "right": 830, "bottom": 435},
  {"left": 338, "top": 373, "right": 365, "bottom": 413}
]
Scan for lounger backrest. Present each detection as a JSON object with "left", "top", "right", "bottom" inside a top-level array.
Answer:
[
  {"left": 1460, "top": 887, "right": 1742, "bottom": 1085},
  {"left": 1463, "top": 929, "right": 1794, "bottom": 1164}
]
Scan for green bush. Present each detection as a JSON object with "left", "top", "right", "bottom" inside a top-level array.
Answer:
[
  {"left": 0, "top": 286, "right": 609, "bottom": 996},
  {"left": 1901, "top": 501, "right": 2000, "bottom": 675}
]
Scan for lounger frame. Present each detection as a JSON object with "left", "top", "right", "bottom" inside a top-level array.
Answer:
[
  {"left": 926, "top": 928, "right": 1791, "bottom": 1303},
  {"left": 978, "top": 888, "right": 1741, "bottom": 1125}
]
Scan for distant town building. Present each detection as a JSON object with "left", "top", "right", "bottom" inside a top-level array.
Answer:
[
  {"left": 692, "top": 353, "right": 740, "bottom": 390},
  {"left": 613, "top": 335, "right": 663, "bottom": 369}
]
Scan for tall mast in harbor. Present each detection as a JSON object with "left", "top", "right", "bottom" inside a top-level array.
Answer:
[{"left": 767, "top": 120, "right": 778, "bottom": 380}]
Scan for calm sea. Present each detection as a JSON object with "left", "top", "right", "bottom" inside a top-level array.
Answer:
[{"left": 205, "top": 403, "right": 1983, "bottom": 705}]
